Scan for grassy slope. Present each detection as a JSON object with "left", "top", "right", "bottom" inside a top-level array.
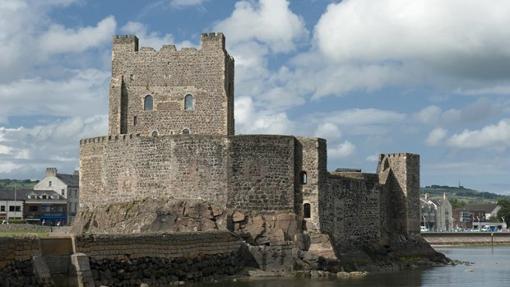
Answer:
[
  {"left": 421, "top": 185, "right": 510, "bottom": 208},
  {"left": 0, "top": 179, "right": 38, "bottom": 191}
]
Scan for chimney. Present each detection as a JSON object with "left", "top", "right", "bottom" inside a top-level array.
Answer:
[
  {"left": 46, "top": 167, "right": 57, "bottom": 177},
  {"left": 73, "top": 170, "right": 79, "bottom": 177}
]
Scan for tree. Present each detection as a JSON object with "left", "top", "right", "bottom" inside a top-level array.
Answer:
[{"left": 497, "top": 199, "right": 510, "bottom": 226}]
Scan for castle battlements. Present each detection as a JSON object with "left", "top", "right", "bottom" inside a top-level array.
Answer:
[{"left": 112, "top": 32, "right": 225, "bottom": 57}]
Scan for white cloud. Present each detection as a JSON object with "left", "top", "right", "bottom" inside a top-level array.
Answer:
[
  {"left": 447, "top": 119, "right": 510, "bottom": 149},
  {"left": 293, "top": 0, "right": 510, "bottom": 98},
  {"left": 0, "top": 69, "right": 109, "bottom": 121},
  {"left": 316, "top": 0, "right": 510, "bottom": 70},
  {"left": 329, "top": 141, "right": 356, "bottom": 159},
  {"left": 234, "top": 97, "right": 293, "bottom": 134},
  {"left": 169, "top": 0, "right": 207, "bottom": 8},
  {"left": 214, "top": 0, "right": 307, "bottom": 53},
  {"left": 40, "top": 16, "right": 116, "bottom": 55},
  {"left": 0, "top": 1, "right": 115, "bottom": 81},
  {"left": 211, "top": 0, "right": 308, "bottom": 133},
  {"left": 0, "top": 115, "right": 107, "bottom": 178},
  {"left": 415, "top": 100, "right": 504, "bottom": 128},
  {"left": 314, "top": 123, "right": 341, "bottom": 140},
  {"left": 426, "top": 128, "right": 447, "bottom": 146},
  {"left": 416, "top": 106, "right": 442, "bottom": 125}
]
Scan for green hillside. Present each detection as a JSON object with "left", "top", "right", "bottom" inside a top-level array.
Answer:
[
  {"left": 421, "top": 185, "right": 510, "bottom": 209},
  {"left": 0, "top": 179, "right": 39, "bottom": 191}
]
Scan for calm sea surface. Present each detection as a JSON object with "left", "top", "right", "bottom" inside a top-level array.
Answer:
[{"left": 198, "top": 246, "right": 510, "bottom": 287}]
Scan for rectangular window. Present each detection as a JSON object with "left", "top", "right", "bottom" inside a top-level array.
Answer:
[
  {"left": 133, "top": 116, "right": 137, "bottom": 126},
  {"left": 0, "top": 206, "right": 5, "bottom": 212},
  {"left": 15, "top": 206, "right": 20, "bottom": 212},
  {"left": 29, "top": 206, "right": 38, "bottom": 212},
  {"left": 9, "top": 206, "right": 15, "bottom": 212}
]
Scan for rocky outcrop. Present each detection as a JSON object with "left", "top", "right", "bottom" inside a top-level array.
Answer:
[
  {"left": 72, "top": 199, "right": 448, "bottom": 277},
  {"left": 73, "top": 199, "right": 227, "bottom": 234}
]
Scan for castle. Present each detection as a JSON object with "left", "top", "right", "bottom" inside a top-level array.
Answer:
[{"left": 79, "top": 33, "right": 420, "bottom": 251}]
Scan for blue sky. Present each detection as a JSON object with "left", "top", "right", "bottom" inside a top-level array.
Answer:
[{"left": 0, "top": 0, "right": 509, "bottom": 194}]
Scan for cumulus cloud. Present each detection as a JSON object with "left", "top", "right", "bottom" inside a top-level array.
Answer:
[
  {"left": 0, "top": 1, "right": 115, "bottom": 81},
  {"left": 329, "top": 141, "right": 356, "bottom": 159},
  {"left": 214, "top": 0, "right": 307, "bottom": 53},
  {"left": 447, "top": 119, "right": 510, "bottom": 149},
  {"left": 416, "top": 106, "right": 442, "bottom": 125},
  {"left": 275, "top": 0, "right": 510, "bottom": 99},
  {"left": 0, "top": 69, "right": 109, "bottom": 122},
  {"left": 426, "top": 128, "right": 448, "bottom": 146},
  {"left": 40, "top": 16, "right": 116, "bottom": 55},
  {"left": 234, "top": 97, "right": 293, "bottom": 134},
  {"left": 314, "top": 123, "right": 341, "bottom": 140},
  {"left": 415, "top": 100, "right": 504, "bottom": 127},
  {"left": 0, "top": 115, "right": 107, "bottom": 178},
  {"left": 316, "top": 0, "right": 510, "bottom": 75}
]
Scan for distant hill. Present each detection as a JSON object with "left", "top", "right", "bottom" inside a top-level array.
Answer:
[
  {"left": 0, "top": 179, "right": 39, "bottom": 191},
  {"left": 421, "top": 185, "right": 510, "bottom": 209}
]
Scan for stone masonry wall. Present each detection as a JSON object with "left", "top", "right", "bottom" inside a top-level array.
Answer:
[
  {"left": 80, "top": 134, "right": 229, "bottom": 208},
  {"left": 320, "top": 173, "right": 381, "bottom": 250},
  {"left": 80, "top": 134, "right": 307, "bottom": 212},
  {"left": 295, "top": 137, "right": 327, "bottom": 231},
  {"left": 109, "top": 33, "right": 234, "bottom": 137},
  {"left": 228, "top": 135, "right": 296, "bottom": 212},
  {"left": 75, "top": 231, "right": 242, "bottom": 259},
  {"left": 0, "top": 237, "right": 41, "bottom": 286},
  {"left": 377, "top": 153, "right": 420, "bottom": 235},
  {"left": 74, "top": 232, "right": 245, "bottom": 286}
]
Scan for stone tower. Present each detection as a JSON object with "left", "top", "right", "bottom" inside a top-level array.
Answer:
[
  {"left": 377, "top": 153, "right": 420, "bottom": 235},
  {"left": 108, "top": 33, "right": 235, "bottom": 136}
]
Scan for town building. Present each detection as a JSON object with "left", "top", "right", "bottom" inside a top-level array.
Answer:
[
  {"left": 453, "top": 203, "right": 502, "bottom": 230},
  {"left": 0, "top": 189, "right": 68, "bottom": 225},
  {"left": 34, "top": 168, "right": 79, "bottom": 223},
  {"left": 23, "top": 190, "right": 68, "bottom": 225},
  {"left": 420, "top": 194, "right": 453, "bottom": 232},
  {"left": 78, "top": 33, "right": 422, "bottom": 251},
  {"left": 0, "top": 189, "right": 29, "bottom": 222}
]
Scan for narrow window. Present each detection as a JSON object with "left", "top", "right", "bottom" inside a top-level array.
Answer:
[
  {"left": 304, "top": 203, "right": 311, "bottom": 219},
  {"left": 49, "top": 181, "right": 52, "bottom": 187},
  {"left": 300, "top": 171, "right": 307, "bottom": 184},
  {"left": 184, "top": 94, "right": 193, "bottom": 111},
  {"left": 144, "top": 95, "right": 153, "bottom": 111},
  {"left": 182, "top": 129, "right": 190, "bottom": 135},
  {"left": 133, "top": 116, "right": 137, "bottom": 126}
]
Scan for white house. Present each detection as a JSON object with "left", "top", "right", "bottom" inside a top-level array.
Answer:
[
  {"left": 34, "top": 168, "right": 79, "bottom": 223},
  {"left": 420, "top": 193, "right": 454, "bottom": 232}
]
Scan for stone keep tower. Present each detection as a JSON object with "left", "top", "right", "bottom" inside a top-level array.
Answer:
[
  {"left": 108, "top": 33, "right": 235, "bottom": 136},
  {"left": 377, "top": 153, "right": 420, "bottom": 235}
]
